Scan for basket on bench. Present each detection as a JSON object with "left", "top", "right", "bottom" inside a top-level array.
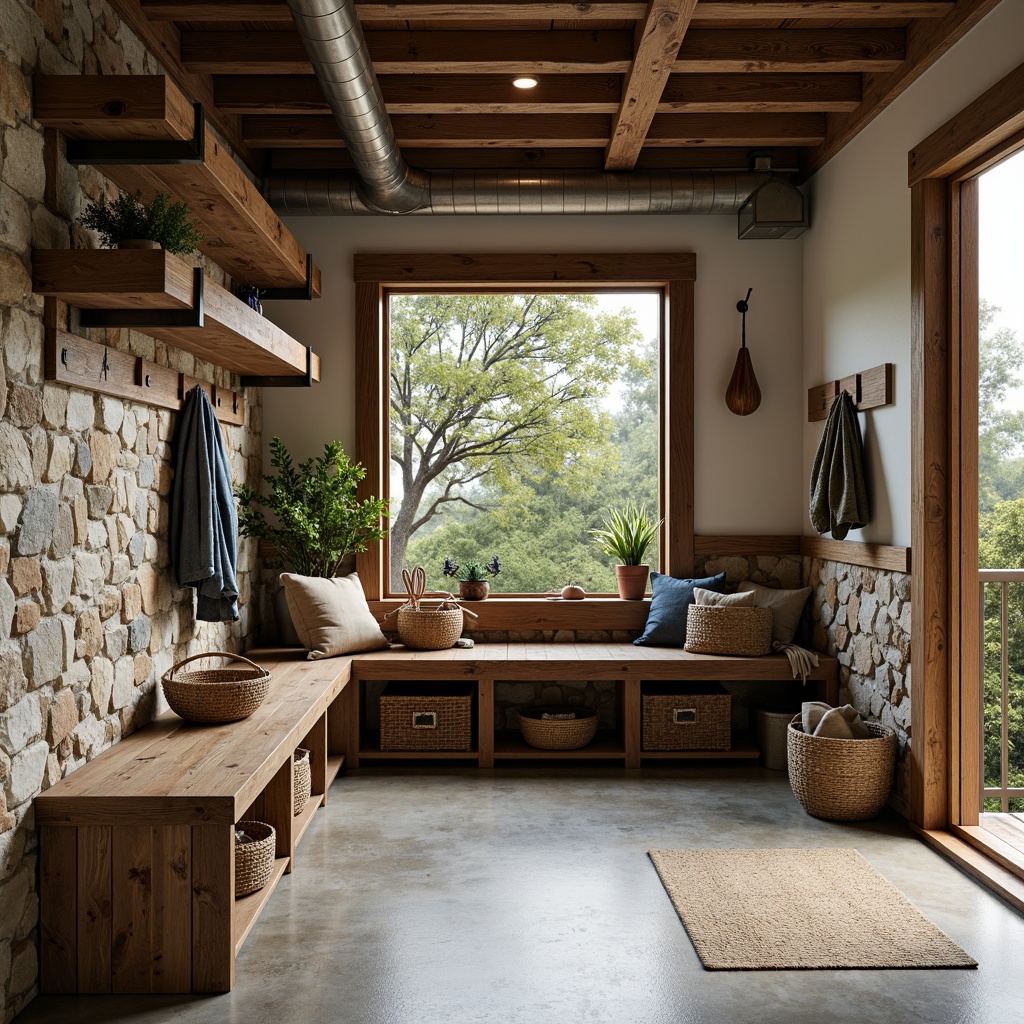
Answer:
[
  {"left": 161, "top": 651, "right": 271, "bottom": 724},
  {"left": 388, "top": 566, "right": 478, "bottom": 650}
]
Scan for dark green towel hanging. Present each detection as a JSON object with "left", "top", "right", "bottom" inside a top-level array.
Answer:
[{"left": 809, "top": 391, "right": 870, "bottom": 540}]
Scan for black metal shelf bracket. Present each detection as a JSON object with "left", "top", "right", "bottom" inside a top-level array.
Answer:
[
  {"left": 65, "top": 102, "right": 206, "bottom": 166},
  {"left": 241, "top": 346, "right": 314, "bottom": 389},
  {"left": 260, "top": 253, "right": 315, "bottom": 301},
  {"left": 79, "top": 267, "right": 205, "bottom": 329}
]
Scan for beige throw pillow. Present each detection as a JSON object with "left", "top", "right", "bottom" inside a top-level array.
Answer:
[
  {"left": 693, "top": 587, "right": 757, "bottom": 608},
  {"left": 736, "top": 580, "right": 811, "bottom": 645},
  {"left": 281, "top": 572, "right": 389, "bottom": 660}
]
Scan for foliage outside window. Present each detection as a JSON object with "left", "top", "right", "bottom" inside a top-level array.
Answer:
[{"left": 387, "top": 291, "right": 661, "bottom": 594}]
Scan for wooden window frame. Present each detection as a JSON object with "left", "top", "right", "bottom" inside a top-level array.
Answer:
[
  {"left": 908, "top": 60, "right": 1024, "bottom": 833},
  {"left": 353, "top": 253, "right": 696, "bottom": 631}
]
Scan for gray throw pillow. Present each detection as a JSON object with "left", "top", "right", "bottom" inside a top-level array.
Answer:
[
  {"left": 281, "top": 572, "right": 389, "bottom": 660},
  {"left": 736, "top": 581, "right": 811, "bottom": 645},
  {"left": 693, "top": 587, "right": 757, "bottom": 608}
]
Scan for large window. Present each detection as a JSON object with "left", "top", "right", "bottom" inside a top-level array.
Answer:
[
  {"left": 353, "top": 254, "right": 695, "bottom": 617},
  {"left": 387, "top": 290, "right": 661, "bottom": 594}
]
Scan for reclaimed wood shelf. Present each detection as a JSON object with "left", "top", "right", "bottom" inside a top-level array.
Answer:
[
  {"left": 358, "top": 732, "right": 479, "bottom": 760},
  {"left": 33, "top": 248, "right": 321, "bottom": 381},
  {"left": 33, "top": 75, "right": 321, "bottom": 296},
  {"left": 493, "top": 731, "right": 626, "bottom": 760},
  {"left": 640, "top": 739, "right": 760, "bottom": 760},
  {"left": 233, "top": 857, "right": 289, "bottom": 957},
  {"left": 293, "top": 793, "right": 324, "bottom": 850}
]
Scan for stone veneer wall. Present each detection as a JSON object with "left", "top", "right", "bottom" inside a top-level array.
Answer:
[{"left": 0, "top": 2, "right": 265, "bottom": 1018}]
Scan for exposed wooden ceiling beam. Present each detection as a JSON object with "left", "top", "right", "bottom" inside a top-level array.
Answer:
[
  {"left": 214, "top": 72, "right": 860, "bottom": 114},
  {"left": 605, "top": 0, "right": 700, "bottom": 171},
  {"left": 801, "top": 0, "right": 1004, "bottom": 178},
  {"left": 243, "top": 111, "right": 825, "bottom": 147},
  {"left": 182, "top": 28, "right": 905, "bottom": 75},
  {"left": 142, "top": 0, "right": 955, "bottom": 22}
]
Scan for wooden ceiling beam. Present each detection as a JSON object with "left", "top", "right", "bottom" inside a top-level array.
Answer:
[
  {"left": 142, "top": 1, "right": 954, "bottom": 22},
  {"left": 182, "top": 28, "right": 904, "bottom": 75},
  {"left": 243, "top": 111, "right": 825, "bottom": 147},
  {"left": 605, "top": 0, "right": 700, "bottom": 172},
  {"left": 215, "top": 71, "right": 860, "bottom": 114},
  {"left": 801, "top": 0, "right": 1004, "bottom": 178}
]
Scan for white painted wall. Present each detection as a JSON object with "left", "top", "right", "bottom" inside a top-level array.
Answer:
[
  {"left": 803, "top": 2, "right": 1024, "bottom": 547},
  {"left": 264, "top": 215, "right": 806, "bottom": 535}
]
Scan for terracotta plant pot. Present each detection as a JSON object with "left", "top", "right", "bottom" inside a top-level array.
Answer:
[
  {"left": 459, "top": 580, "right": 489, "bottom": 601},
  {"left": 615, "top": 564, "right": 650, "bottom": 600}
]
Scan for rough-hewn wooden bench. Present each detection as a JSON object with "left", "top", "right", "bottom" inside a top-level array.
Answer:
[{"left": 36, "top": 642, "right": 836, "bottom": 995}]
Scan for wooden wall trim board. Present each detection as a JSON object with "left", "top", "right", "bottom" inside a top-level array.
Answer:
[
  {"left": 693, "top": 535, "right": 801, "bottom": 556},
  {"left": 798, "top": 537, "right": 911, "bottom": 574}
]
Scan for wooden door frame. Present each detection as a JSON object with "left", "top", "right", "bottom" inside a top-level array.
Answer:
[{"left": 909, "top": 60, "right": 1024, "bottom": 829}]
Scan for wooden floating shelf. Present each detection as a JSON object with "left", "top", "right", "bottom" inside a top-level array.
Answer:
[
  {"left": 33, "top": 248, "right": 321, "bottom": 381},
  {"left": 807, "top": 362, "right": 894, "bottom": 422},
  {"left": 234, "top": 856, "right": 289, "bottom": 956},
  {"left": 33, "top": 75, "right": 321, "bottom": 296}
]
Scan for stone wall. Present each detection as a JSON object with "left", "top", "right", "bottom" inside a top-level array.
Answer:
[{"left": 0, "top": 2, "right": 265, "bottom": 1018}]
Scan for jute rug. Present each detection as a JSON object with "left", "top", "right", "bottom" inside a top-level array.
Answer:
[{"left": 648, "top": 848, "right": 977, "bottom": 970}]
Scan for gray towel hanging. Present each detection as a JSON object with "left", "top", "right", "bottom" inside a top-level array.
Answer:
[{"left": 808, "top": 391, "right": 870, "bottom": 540}]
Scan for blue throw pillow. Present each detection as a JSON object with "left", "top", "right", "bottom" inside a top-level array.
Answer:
[{"left": 633, "top": 572, "right": 728, "bottom": 647}]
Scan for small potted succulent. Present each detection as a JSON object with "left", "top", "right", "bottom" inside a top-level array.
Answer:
[
  {"left": 442, "top": 555, "right": 501, "bottom": 601},
  {"left": 590, "top": 502, "right": 662, "bottom": 600},
  {"left": 81, "top": 189, "right": 205, "bottom": 254}
]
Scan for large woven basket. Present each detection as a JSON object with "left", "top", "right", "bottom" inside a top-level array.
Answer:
[
  {"left": 161, "top": 651, "right": 271, "bottom": 723},
  {"left": 518, "top": 705, "right": 598, "bottom": 750},
  {"left": 684, "top": 605, "right": 772, "bottom": 656},
  {"left": 397, "top": 598, "right": 464, "bottom": 650},
  {"left": 235, "top": 820, "right": 275, "bottom": 898},
  {"left": 379, "top": 683, "right": 473, "bottom": 751},
  {"left": 293, "top": 747, "right": 311, "bottom": 815},
  {"left": 787, "top": 716, "right": 897, "bottom": 821}
]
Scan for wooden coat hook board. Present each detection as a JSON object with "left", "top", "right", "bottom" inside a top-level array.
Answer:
[
  {"left": 45, "top": 328, "right": 244, "bottom": 427},
  {"left": 807, "top": 363, "right": 893, "bottom": 422}
]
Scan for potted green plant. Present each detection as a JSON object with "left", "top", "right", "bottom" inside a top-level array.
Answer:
[
  {"left": 590, "top": 502, "right": 662, "bottom": 600},
  {"left": 441, "top": 555, "right": 501, "bottom": 601},
  {"left": 81, "top": 189, "right": 205, "bottom": 254},
  {"left": 236, "top": 436, "right": 390, "bottom": 643}
]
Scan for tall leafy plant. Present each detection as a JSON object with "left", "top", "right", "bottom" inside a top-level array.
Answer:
[
  {"left": 81, "top": 190, "right": 205, "bottom": 255},
  {"left": 590, "top": 502, "right": 661, "bottom": 566},
  {"left": 236, "top": 437, "right": 390, "bottom": 578}
]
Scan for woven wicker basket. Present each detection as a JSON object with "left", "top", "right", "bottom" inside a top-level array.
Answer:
[
  {"left": 517, "top": 705, "right": 598, "bottom": 750},
  {"left": 161, "top": 651, "right": 271, "bottom": 723},
  {"left": 293, "top": 747, "right": 311, "bottom": 815},
  {"left": 397, "top": 599, "right": 464, "bottom": 650},
  {"left": 684, "top": 605, "right": 772, "bottom": 656},
  {"left": 380, "top": 683, "right": 474, "bottom": 751},
  {"left": 235, "top": 820, "right": 275, "bottom": 898},
  {"left": 787, "top": 716, "right": 897, "bottom": 821},
  {"left": 642, "top": 684, "right": 731, "bottom": 751}
]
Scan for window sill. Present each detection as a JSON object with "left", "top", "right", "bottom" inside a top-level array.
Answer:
[{"left": 368, "top": 597, "right": 650, "bottom": 632}]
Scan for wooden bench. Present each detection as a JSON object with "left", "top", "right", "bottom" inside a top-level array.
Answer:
[{"left": 36, "top": 642, "right": 836, "bottom": 995}]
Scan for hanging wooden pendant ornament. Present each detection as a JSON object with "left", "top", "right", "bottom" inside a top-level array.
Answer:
[{"left": 725, "top": 287, "right": 761, "bottom": 416}]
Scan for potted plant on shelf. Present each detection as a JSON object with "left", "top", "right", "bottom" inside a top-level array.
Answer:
[
  {"left": 590, "top": 502, "right": 662, "bottom": 600},
  {"left": 442, "top": 555, "right": 501, "bottom": 601},
  {"left": 235, "top": 436, "right": 390, "bottom": 644},
  {"left": 81, "top": 189, "right": 205, "bottom": 254}
]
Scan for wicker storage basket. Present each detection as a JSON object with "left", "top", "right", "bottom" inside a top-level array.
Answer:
[
  {"left": 293, "top": 747, "right": 311, "bottom": 815},
  {"left": 380, "top": 682, "right": 473, "bottom": 751},
  {"left": 787, "top": 716, "right": 897, "bottom": 821},
  {"left": 684, "top": 605, "right": 772, "bottom": 656},
  {"left": 642, "top": 682, "right": 731, "bottom": 751},
  {"left": 235, "top": 820, "right": 276, "bottom": 898},
  {"left": 517, "top": 705, "right": 598, "bottom": 750},
  {"left": 161, "top": 651, "right": 271, "bottom": 723},
  {"left": 396, "top": 599, "right": 464, "bottom": 651}
]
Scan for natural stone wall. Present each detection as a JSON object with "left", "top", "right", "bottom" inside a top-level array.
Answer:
[{"left": 0, "top": 2, "right": 265, "bottom": 1018}]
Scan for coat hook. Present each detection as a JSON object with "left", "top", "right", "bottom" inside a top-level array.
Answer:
[
  {"left": 232, "top": 393, "right": 238, "bottom": 414},
  {"left": 61, "top": 348, "right": 70, "bottom": 367},
  {"left": 144, "top": 373, "right": 152, "bottom": 388},
  {"left": 101, "top": 349, "right": 110, "bottom": 381}
]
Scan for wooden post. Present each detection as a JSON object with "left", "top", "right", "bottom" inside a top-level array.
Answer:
[{"left": 478, "top": 679, "right": 494, "bottom": 769}]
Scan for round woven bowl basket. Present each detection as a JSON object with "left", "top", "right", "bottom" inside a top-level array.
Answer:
[
  {"left": 518, "top": 705, "right": 598, "bottom": 750},
  {"left": 397, "top": 600, "right": 464, "bottom": 650},
  {"left": 787, "top": 716, "right": 897, "bottom": 821},
  {"left": 235, "top": 820, "right": 276, "bottom": 898},
  {"left": 293, "top": 747, "right": 312, "bottom": 815},
  {"left": 161, "top": 651, "right": 271, "bottom": 724},
  {"left": 684, "top": 605, "right": 772, "bottom": 656}
]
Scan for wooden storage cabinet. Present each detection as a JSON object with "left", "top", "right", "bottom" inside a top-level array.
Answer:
[{"left": 36, "top": 651, "right": 350, "bottom": 994}]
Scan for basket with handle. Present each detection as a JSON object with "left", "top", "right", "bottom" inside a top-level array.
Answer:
[
  {"left": 387, "top": 567, "right": 478, "bottom": 650},
  {"left": 161, "top": 651, "right": 272, "bottom": 724}
]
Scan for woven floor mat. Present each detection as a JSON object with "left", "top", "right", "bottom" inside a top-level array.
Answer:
[{"left": 648, "top": 847, "right": 977, "bottom": 971}]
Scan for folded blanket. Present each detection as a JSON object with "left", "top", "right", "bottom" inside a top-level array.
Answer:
[
  {"left": 774, "top": 641, "right": 819, "bottom": 682},
  {"left": 801, "top": 700, "right": 872, "bottom": 739}
]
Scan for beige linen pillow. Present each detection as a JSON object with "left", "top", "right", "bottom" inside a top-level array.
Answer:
[
  {"left": 281, "top": 572, "right": 389, "bottom": 660},
  {"left": 693, "top": 587, "right": 757, "bottom": 608},
  {"left": 736, "top": 580, "right": 811, "bottom": 645}
]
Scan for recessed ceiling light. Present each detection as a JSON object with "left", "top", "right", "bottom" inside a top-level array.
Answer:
[{"left": 512, "top": 77, "right": 538, "bottom": 89}]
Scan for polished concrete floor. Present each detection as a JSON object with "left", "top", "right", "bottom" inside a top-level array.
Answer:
[{"left": 19, "top": 767, "right": 1024, "bottom": 1024}]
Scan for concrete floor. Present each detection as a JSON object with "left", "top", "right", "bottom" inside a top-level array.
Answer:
[{"left": 18, "top": 767, "right": 1024, "bottom": 1024}]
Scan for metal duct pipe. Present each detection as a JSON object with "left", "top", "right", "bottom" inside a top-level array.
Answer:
[
  {"left": 267, "top": 168, "right": 772, "bottom": 216},
  {"left": 279, "top": 0, "right": 770, "bottom": 216}
]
